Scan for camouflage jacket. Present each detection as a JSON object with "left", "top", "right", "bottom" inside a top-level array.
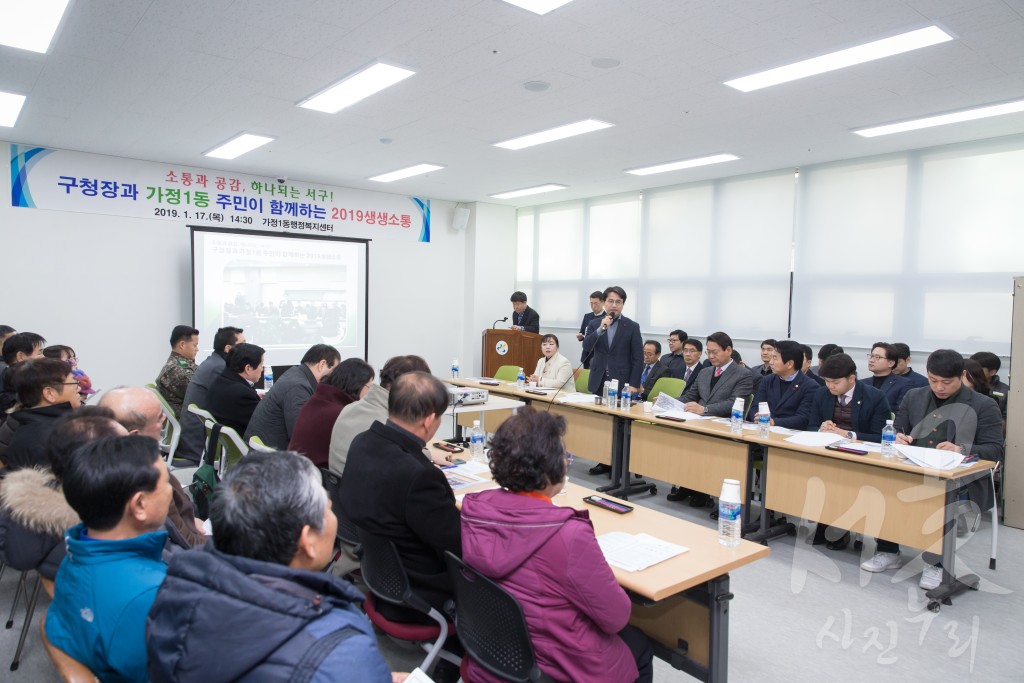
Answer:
[{"left": 156, "top": 352, "right": 197, "bottom": 417}]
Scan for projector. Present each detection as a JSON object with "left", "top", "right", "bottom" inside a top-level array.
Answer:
[{"left": 448, "top": 387, "right": 488, "bottom": 406}]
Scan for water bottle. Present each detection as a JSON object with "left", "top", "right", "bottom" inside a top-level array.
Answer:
[
  {"left": 621, "top": 384, "right": 631, "bottom": 410},
  {"left": 470, "top": 420, "right": 486, "bottom": 462},
  {"left": 608, "top": 380, "right": 619, "bottom": 408},
  {"left": 757, "top": 401, "right": 771, "bottom": 438},
  {"left": 881, "top": 419, "right": 896, "bottom": 459},
  {"left": 718, "top": 478, "right": 742, "bottom": 548},
  {"left": 730, "top": 397, "right": 744, "bottom": 434},
  {"left": 516, "top": 367, "right": 525, "bottom": 390},
  {"left": 451, "top": 359, "right": 459, "bottom": 379},
  {"left": 263, "top": 360, "right": 274, "bottom": 390},
  {"left": 603, "top": 381, "right": 611, "bottom": 406}
]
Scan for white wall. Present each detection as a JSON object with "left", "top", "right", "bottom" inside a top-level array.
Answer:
[{"left": 0, "top": 146, "right": 518, "bottom": 389}]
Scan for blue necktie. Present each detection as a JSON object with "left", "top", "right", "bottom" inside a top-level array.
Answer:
[{"left": 641, "top": 364, "right": 652, "bottom": 386}]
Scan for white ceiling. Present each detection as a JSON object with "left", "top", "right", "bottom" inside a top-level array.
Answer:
[{"left": 3, "top": 0, "right": 1023, "bottom": 207}]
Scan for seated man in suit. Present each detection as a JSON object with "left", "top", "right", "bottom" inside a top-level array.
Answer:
[
  {"left": 510, "top": 290, "right": 540, "bottom": 333},
  {"left": 752, "top": 338, "right": 777, "bottom": 377},
  {"left": 864, "top": 342, "right": 911, "bottom": 413},
  {"left": 639, "top": 329, "right": 689, "bottom": 399},
  {"left": 745, "top": 340, "right": 818, "bottom": 430},
  {"left": 861, "top": 350, "right": 1003, "bottom": 590},
  {"left": 891, "top": 342, "right": 929, "bottom": 389},
  {"left": 970, "top": 351, "right": 1008, "bottom": 421},
  {"left": 204, "top": 342, "right": 266, "bottom": 435},
  {"left": 176, "top": 326, "right": 245, "bottom": 463},
  {"left": 576, "top": 290, "right": 605, "bottom": 369},
  {"left": 638, "top": 340, "right": 661, "bottom": 398},
  {"left": 806, "top": 352, "right": 891, "bottom": 549}
]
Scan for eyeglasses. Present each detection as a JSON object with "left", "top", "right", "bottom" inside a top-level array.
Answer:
[
  {"left": 605, "top": 299, "right": 624, "bottom": 305},
  {"left": 867, "top": 354, "right": 887, "bottom": 360},
  {"left": 61, "top": 380, "right": 81, "bottom": 387}
]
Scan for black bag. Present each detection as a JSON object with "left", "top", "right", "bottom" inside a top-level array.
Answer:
[{"left": 190, "top": 422, "right": 222, "bottom": 519}]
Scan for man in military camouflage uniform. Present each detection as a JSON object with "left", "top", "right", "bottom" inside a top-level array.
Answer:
[{"left": 155, "top": 325, "right": 199, "bottom": 417}]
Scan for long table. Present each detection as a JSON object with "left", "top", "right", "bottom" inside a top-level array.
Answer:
[
  {"left": 455, "top": 477, "right": 769, "bottom": 683},
  {"left": 447, "top": 377, "right": 996, "bottom": 611}
]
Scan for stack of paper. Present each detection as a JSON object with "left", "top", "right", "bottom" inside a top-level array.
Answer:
[
  {"left": 784, "top": 431, "right": 846, "bottom": 447},
  {"left": 596, "top": 531, "right": 688, "bottom": 572},
  {"left": 895, "top": 444, "right": 965, "bottom": 470},
  {"left": 657, "top": 409, "right": 711, "bottom": 421},
  {"left": 558, "top": 392, "right": 603, "bottom": 404}
]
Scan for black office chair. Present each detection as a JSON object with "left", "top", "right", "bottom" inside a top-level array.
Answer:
[
  {"left": 358, "top": 530, "right": 461, "bottom": 676},
  {"left": 444, "top": 552, "right": 554, "bottom": 683},
  {"left": 319, "top": 468, "right": 361, "bottom": 559}
]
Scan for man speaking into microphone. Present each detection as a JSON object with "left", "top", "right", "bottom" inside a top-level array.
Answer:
[{"left": 581, "top": 286, "right": 643, "bottom": 397}]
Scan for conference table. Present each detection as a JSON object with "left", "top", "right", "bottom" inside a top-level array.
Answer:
[
  {"left": 447, "top": 377, "right": 996, "bottom": 611},
  {"left": 453, "top": 473, "right": 769, "bottom": 683}
]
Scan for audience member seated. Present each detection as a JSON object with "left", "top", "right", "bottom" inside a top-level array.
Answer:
[
  {"left": 243, "top": 343, "right": 340, "bottom": 449},
  {"left": 46, "top": 435, "right": 171, "bottom": 683},
  {"left": 970, "top": 351, "right": 1008, "bottom": 421},
  {"left": 0, "top": 408, "right": 125, "bottom": 580},
  {"left": 864, "top": 342, "right": 911, "bottom": 413},
  {"left": 0, "top": 358, "right": 81, "bottom": 470},
  {"left": 154, "top": 325, "right": 199, "bottom": 417},
  {"left": 806, "top": 343, "right": 843, "bottom": 385},
  {"left": 527, "top": 333, "right": 574, "bottom": 392},
  {"left": 100, "top": 386, "right": 207, "bottom": 547},
  {"left": 745, "top": 340, "right": 818, "bottom": 430},
  {"left": 327, "top": 354, "right": 430, "bottom": 477},
  {"left": 752, "top": 338, "right": 778, "bottom": 377},
  {"left": 639, "top": 329, "right": 688, "bottom": 399},
  {"left": 461, "top": 407, "right": 654, "bottom": 683},
  {"left": 0, "top": 331, "right": 46, "bottom": 415},
  {"left": 43, "top": 344, "right": 97, "bottom": 400},
  {"left": 176, "top": 326, "right": 244, "bottom": 462},
  {"left": 204, "top": 342, "right": 266, "bottom": 434},
  {"left": 637, "top": 339, "right": 661, "bottom": 399},
  {"left": 289, "top": 358, "right": 375, "bottom": 468},
  {"left": 961, "top": 359, "right": 991, "bottom": 396},
  {"left": 0, "top": 324, "right": 15, "bottom": 378},
  {"left": 146, "top": 451, "right": 398, "bottom": 683},
  {"left": 891, "top": 342, "right": 929, "bottom": 388},
  {"left": 799, "top": 344, "right": 813, "bottom": 375},
  {"left": 860, "top": 350, "right": 1003, "bottom": 589}
]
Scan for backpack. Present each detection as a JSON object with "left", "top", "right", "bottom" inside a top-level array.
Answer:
[{"left": 190, "top": 422, "right": 222, "bottom": 519}]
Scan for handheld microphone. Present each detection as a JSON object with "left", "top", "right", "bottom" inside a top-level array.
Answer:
[
  {"left": 492, "top": 316, "right": 509, "bottom": 329},
  {"left": 595, "top": 311, "right": 616, "bottom": 336}
]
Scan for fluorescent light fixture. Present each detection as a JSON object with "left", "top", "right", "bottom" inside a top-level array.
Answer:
[
  {"left": 0, "top": 0, "right": 70, "bottom": 53},
  {"left": 626, "top": 153, "right": 739, "bottom": 176},
  {"left": 494, "top": 119, "right": 613, "bottom": 150},
  {"left": 299, "top": 62, "right": 416, "bottom": 114},
  {"left": 368, "top": 163, "right": 445, "bottom": 183},
  {"left": 0, "top": 91, "right": 26, "bottom": 127},
  {"left": 490, "top": 184, "right": 567, "bottom": 200},
  {"left": 204, "top": 133, "right": 275, "bottom": 160},
  {"left": 724, "top": 26, "right": 953, "bottom": 92},
  {"left": 500, "top": 0, "right": 575, "bottom": 15},
  {"left": 853, "top": 99, "right": 1024, "bottom": 137}
]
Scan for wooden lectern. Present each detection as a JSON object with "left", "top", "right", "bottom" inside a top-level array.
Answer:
[{"left": 481, "top": 329, "right": 542, "bottom": 378}]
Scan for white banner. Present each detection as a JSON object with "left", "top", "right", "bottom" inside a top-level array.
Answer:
[{"left": 10, "top": 143, "right": 432, "bottom": 242}]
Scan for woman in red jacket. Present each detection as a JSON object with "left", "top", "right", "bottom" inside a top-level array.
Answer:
[
  {"left": 288, "top": 358, "right": 374, "bottom": 468},
  {"left": 460, "top": 407, "right": 653, "bottom": 683}
]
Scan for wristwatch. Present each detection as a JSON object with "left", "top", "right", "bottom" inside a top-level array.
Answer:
[{"left": 846, "top": 431, "right": 854, "bottom": 440}]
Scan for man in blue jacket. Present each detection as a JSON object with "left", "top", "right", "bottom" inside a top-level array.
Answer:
[
  {"left": 147, "top": 451, "right": 397, "bottom": 683},
  {"left": 46, "top": 435, "right": 171, "bottom": 683},
  {"left": 745, "top": 340, "right": 818, "bottom": 430}
]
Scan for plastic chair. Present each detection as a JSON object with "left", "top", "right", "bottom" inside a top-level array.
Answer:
[
  {"left": 204, "top": 420, "right": 249, "bottom": 477},
  {"left": 357, "top": 529, "right": 461, "bottom": 676},
  {"left": 145, "top": 384, "right": 182, "bottom": 465},
  {"left": 494, "top": 365, "right": 520, "bottom": 382},
  {"left": 574, "top": 369, "right": 590, "bottom": 393},
  {"left": 961, "top": 461, "right": 1002, "bottom": 570},
  {"left": 248, "top": 435, "right": 276, "bottom": 453},
  {"left": 647, "top": 377, "right": 685, "bottom": 401},
  {"left": 445, "top": 552, "right": 553, "bottom": 682},
  {"left": 40, "top": 613, "right": 99, "bottom": 683},
  {"left": 6, "top": 569, "right": 45, "bottom": 671}
]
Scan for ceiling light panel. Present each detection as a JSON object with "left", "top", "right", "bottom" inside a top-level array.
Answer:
[
  {"left": 724, "top": 26, "right": 953, "bottom": 92},
  {"left": 853, "top": 99, "right": 1024, "bottom": 137},
  {"left": 0, "top": 91, "right": 27, "bottom": 127},
  {"left": 368, "top": 163, "right": 445, "bottom": 182},
  {"left": 490, "top": 184, "right": 567, "bottom": 199},
  {"left": 204, "top": 133, "right": 275, "bottom": 160},
  {"left": 494, "top": 119, "right": 613, "bottom": 150},
  {"left": 500, "top": 1, "right": 575, "bottom": 15},
  {"left": 299, "top": 62, "right": 416, "bottom": 114},
  {"left": 626, "top": 154, "right": 739, "bottom": 176},
  {"left": 0, "top": 0, "right": 70, "bottom": 53}
]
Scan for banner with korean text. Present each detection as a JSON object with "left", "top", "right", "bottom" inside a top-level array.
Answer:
[{"left": 9, "top": 144, "right": 432, "bottom": 242}]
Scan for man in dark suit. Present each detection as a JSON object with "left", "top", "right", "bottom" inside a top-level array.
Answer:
[
  {"left": 970, "top": 351, "right": 1009, "bottom": 420},
  {"left": 510, "top": 291, "right": 540, "bottom": 333},
  {"left": 751, "top": 338, "right": 777, "bottom": 378},
  {"left": 806, "top": 352, "right": 891, "bottom": 550},
  {"left": 639, "top": 329, "right": 688, "bottom": 399},
  {"left": 338, "top": 371, "right": 460, "bottom": 623},
  {"left": 745, "top": 340, "right": 818, "bottom": 430},
  {"left": 891, "top": 342, "right": 929, "bottom": 389},
  {"left": 582, "top": 286, "right": 643, "bottom": 394},
  {"left": 864, "top": 342, "right": 911, "bottom": 413},
  {"left": 638, "top": 340, "right": 662, "bottom": 398},
  {"left": 861, "top": 350, "right": 1003, "bottom": 591},
  {"left": 204, "top": 342, "right": 265, "bottom": 435},
  {"left": 576, "top": 291, "right": 605, "bottom": 369},
  {"left": 680, "top": 332, "right": 754, "bottom": 418}
]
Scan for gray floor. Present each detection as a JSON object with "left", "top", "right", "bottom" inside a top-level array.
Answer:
[{"left": 4, "top": 459, "right": 1022, "bottom": 681}]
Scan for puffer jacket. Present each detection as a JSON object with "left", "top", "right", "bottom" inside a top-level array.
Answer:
[{"left": 0, "top": 467, "right": 78, "bottom": 578}]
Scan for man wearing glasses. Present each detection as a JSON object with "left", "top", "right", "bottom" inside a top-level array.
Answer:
[
  {"left": 864, "top": 342, "right": 911, "bottom": 414},
  {"left": 0, "top": 358, "right": 81, "bottom": 470},
  {"left": 581, "top": 286, "right": 643, "bottom": 396},
  {"left": 639, "top": 329, "right": 689, "bottom": 399}
]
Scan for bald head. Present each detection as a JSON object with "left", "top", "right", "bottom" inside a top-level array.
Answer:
[{"left": 99, "top": 387, "right": 165, "bottom": 439}]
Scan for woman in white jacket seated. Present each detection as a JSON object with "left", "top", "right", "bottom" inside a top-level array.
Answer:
[{"left": 528, "top": 334, "right": 575, "bottom": 392}]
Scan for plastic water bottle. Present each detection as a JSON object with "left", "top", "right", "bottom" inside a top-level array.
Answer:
[
  {"left": 603, "top": 381, "right": 611, "bottom": 406},
  {"left": 881, "top": 419, "right": 896, "bottom": 459},
  {"left": 263, "top": 361, "right": 274, "bottom": 390},
  {"left": 621, "top": 384, "right": 631, "bottom": 410},
  {"left": 730, "top": 397, "right": 744, "bottom": 434},
  {"left": 470, "top": 420, "right": 486, "bottom": 462},
  {"left": 757, "top": 401, "right": 771, "bottom": 438},
  {"left": 451, "top": 359, "right": 459, "bottom": 379},
  {"left": 516, "top": 367, "right": 525, "bottom": 390},
  {"left": 608, "top": 380, "right": 619, "bottom": 408},
  {"left": 718, "top": 479, "right": 742, "bottom": 548}
]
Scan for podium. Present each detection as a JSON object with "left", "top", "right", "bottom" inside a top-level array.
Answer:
[{"left": 481, "top": 329, "right": 542, "bottom": 378}]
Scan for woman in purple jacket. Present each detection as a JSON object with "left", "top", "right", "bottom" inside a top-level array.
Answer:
[{"left": 460, "top": 407, "right": 653, "bottom": 683}]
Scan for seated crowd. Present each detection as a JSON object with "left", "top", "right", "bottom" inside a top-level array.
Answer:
[{"left": 0, "top": 317, "right": 1010, "bottom": 681}]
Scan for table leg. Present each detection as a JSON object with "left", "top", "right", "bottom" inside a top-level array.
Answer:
[{"left": 924, "top": 477, "right": 981, "bottom": 611}]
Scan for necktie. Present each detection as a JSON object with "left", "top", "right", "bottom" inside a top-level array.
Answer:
[
  {"left": 684, "top": 367, "right": 692, "bottom": 382},
  {"left": 714, "top": 367, "right": 722, "bottom": 378},
  {"left": 840, "top": 395, "right": 848, "bottom": 407},
  {"left": 641, "top": 364, "right": 651, "bottom": 386}
]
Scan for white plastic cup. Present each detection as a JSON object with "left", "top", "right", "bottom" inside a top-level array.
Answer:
[{"left": 643, "top": 401, "right": 653, "bottom": 413}]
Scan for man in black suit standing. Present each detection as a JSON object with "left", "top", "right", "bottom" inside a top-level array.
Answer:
[
  {"left": 510, "top": 291, "right": 540, "bottom": 333},
  {"left": 576, "top": 291, "right": 605, "bottom": 369}
]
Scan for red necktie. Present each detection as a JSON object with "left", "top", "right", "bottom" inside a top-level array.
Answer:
[{"left": 715, "top": 367, "right": 722, "bottom": 378}]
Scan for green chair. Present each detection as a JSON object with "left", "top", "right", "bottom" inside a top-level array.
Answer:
[
  {"left": 145, "top": 384, "right": 181, "bottom": 466},
  {"left": 248, "top": 435, "right": 276, "bottom": 453},
  {"left": 494, "top": 365, "right": 521, "bottom": 381},
  {"left": 574, "top": 369, "right": 590, "bottom": 393},
  {"left": 204, "top": 419, "right": 249, "bottom": 477},
  {"left": 647, "top": 377, "right": 685, "bottom": 401}
]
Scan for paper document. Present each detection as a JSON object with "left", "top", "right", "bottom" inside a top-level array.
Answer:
[
  {"left": 895, "top": 444, "right": 965, "bottom": 470},
  {"left": 525, "top": 387, "right": 558, "bottom": 394},
  {"left": 784, "top": 431, "right": 847, "bottom": 447},
  {"left": 450, "top": 460, "right": 491, "bottom": 476},
  {"left": 404, "top": 668, "right": 436, "bottom": 683},
  {"left": 558, "top": 392, "right": 602, "bottom": 404},
  {"left": 770, "top": 426, "right": 797, "bottom": 435},
  {"left": 444, "top": 470, "right": 484, "bottom": 491},
  {"left": 597, "top": 531, "right": 688, "bottom": 572},
  {"left": 656, "top": 409, "right": 711, "bottom": 421}
]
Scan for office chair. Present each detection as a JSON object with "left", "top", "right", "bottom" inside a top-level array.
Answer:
[
  {"left": 247, "top": 435, "right": 276, "bottom": 453},
  {"left": 494, "top": 365, "right": 520, "bottom": 382},
  {"left": 647, "top": 377, "right": 685, "bottom": 401}
]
